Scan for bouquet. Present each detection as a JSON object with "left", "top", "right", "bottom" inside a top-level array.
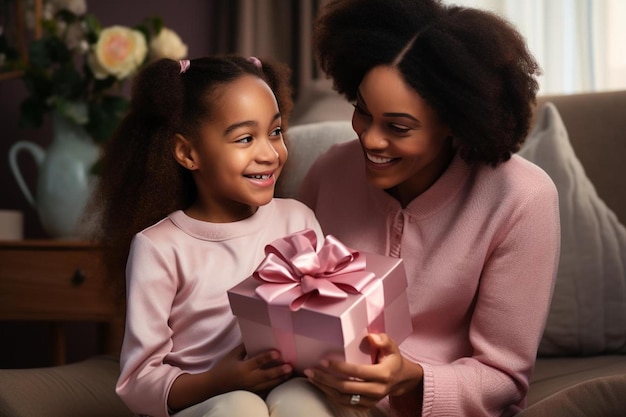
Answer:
[{"left": 19, "top": 0, "right": 188, "bottom": 144}]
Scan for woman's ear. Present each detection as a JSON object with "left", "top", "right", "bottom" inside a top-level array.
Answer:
[{"left": 173, "top": 133, "right": 198, "bottom": 170}]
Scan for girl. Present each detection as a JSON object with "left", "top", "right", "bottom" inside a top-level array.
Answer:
[
  {"left": 93, "top": 56, "right": 344, "bottom": 417},
  {"left": 299, "top": 1, "right": 560, "bottom": 416}
]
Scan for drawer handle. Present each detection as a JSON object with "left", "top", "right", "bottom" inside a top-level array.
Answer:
[{"left": 71, "top": 269, "right": 86, "bottom": 287}]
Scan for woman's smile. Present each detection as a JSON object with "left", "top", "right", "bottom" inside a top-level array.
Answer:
[{"left": 365, "top": 152, "right": 397, "bottom": 165}]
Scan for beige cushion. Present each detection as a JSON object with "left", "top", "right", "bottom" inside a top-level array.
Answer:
[
  {"left": 518, "top": 103, "right": 626, "bottom": 356},
  {"left": 0, "top": 355, "right": 132, "bottom": 417},
  {"left": 290, "top": 79, "right": 354, "bottom": 126},
  {"left": 278, "top": 121, "right": 356, "bottom": 199}
]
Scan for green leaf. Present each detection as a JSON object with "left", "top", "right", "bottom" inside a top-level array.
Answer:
[
  {"left": 28, "top": 39, "right": 52, "bottom": 68},
  {"left": 51, "top": 64, "right": 84, "bottom": 100},
  {"left": 56, "top": 9, "right": 80, "bottom": 23},
  {"left": 150, "top": 16, "right": 164, "bottom": 33},
  {"left": 52, "top": 99, "right": 89, "bottom": 125},
  {"left": 86, "top": 95, "right": 129, "bottom": 142},
  {"left": 84, "top": 14, "right": 102, "bottom": 43}
]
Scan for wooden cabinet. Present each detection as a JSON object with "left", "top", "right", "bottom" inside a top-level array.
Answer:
[{"left": 0, "top": 240, "right": 124, "bottom": 365}]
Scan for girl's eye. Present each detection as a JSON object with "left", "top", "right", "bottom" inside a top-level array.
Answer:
[
  {"left": 236, "top": 136, "right": 253, "bottom": 144},
  {"left": 270, "top": 127, "right": 283, "bottom": 137}
]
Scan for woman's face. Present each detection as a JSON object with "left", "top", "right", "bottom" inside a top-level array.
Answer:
[
  {"left": 185, "top": 75, "right": 287, "bottom": 222},
  {"left": 352, "top": 65, "right": 453, "bottom": 206}
]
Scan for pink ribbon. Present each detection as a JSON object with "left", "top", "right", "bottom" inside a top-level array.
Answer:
[{"left": 253, "top": 229, "right": 377, "bottom": 311}]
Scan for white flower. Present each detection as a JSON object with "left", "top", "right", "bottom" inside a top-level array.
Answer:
[
  {"left": 149, "top": 27, "right": 188, "bottom": 61},
  {"left": 89, "top": 26, "right": 148, "bottom": 80}
]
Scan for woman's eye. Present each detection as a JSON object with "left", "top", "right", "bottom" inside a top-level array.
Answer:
[
  {"left": 270, "top": 127, "right": 283, "bottom": 137},
  {"left": 352, "top": 103, "right": 371, "bottom": 118},
  {"left": 236, "top": 136, "right": 253, "bottom": 144},
  {"left": 389, "top": 124, "right": 411, "bottom": 134}
]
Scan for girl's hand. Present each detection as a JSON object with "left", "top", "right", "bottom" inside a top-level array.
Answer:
[
  {"left": 169, "top": 344, "right": 293, "bottom": 411},
  {"left": 303, "top": 333, "right": 423, "bottom": 410},
  {"left": 212, "top": 344, "right": 293, "bottom": 395}
]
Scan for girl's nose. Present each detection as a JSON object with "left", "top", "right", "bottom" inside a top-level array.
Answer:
[{"left": 257, "top": 137, "right": 280, "bottom": 162}]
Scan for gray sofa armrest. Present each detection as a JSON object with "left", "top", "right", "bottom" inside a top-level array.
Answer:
[
  {"left": 518, "top": 373, "right": 626, "bottom": 417},
  {"left": 0, "top": 355, "right": 132, "bottom": 417}
]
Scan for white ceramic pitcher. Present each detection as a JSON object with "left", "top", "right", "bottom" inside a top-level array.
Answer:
[{"left": 9, "top": 111, "right": 99, "bottom": 239}]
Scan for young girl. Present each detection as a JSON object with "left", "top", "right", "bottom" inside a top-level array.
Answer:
[
  {"left": 299, "top": 1, "right": 560, "bottom": 416},
  {"left": 92, "top": 56, "right": 348, "bottom": 417}
]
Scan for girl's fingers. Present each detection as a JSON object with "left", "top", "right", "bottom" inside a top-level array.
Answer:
[{"left": 246, "top": 349, "right": 284, "bottom": 370}]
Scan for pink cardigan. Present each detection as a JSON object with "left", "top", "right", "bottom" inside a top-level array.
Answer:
[
  {"left": 299, "top": 140, "right": 560, "bottom": 417},
  {"left": 116, "top": 199, "right": 323, "bottom": 417}
]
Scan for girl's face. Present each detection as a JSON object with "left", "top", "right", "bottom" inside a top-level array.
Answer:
[
  {"left": 352, "top": 65, "right": 453, "bottom": 206},
  {"left": 184, "top": 75, "right": 287, "bottom": 222}
]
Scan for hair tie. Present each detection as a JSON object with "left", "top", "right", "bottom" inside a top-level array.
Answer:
[
  {"left": 179, "top": 59, "right": 190, "bottom": 74},
  {"left": 247, "top": 56, "right": 262, "bottom": 69}
]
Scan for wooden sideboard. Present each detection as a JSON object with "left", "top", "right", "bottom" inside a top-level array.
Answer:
[{"left": 0, "top": 240, "right": 124, "bottom": 365}]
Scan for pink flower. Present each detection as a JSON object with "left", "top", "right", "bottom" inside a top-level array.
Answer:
[{"left": 89, "top": 26, "right": 147, "bottom": 80}]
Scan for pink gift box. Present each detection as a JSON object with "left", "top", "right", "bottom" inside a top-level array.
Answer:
[{"left": 227, "top": 229, "right": 412, "bottom": 371}]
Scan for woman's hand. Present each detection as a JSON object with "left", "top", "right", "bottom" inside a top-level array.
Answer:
[
  {"left": 168, "top": 344, "right": 292, "bottom": 411},
  {"left": 303, "top": 333, "right": 423, "bottom": 410}
]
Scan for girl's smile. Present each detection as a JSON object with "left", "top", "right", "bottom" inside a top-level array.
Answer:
[{"left": 243, "top": 170, "right": 276, "bottom": 187}]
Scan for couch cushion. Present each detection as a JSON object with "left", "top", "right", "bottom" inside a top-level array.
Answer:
[
  {"left": 536, "top": 91, "right": 626, "bottom": 225},
  {"left": 290, "top": 79, "right": 354, "bottom": 126},
  {"left": 527, "top": 355, "right": 626, "bottom": 407},
  {"left": 521, "top": 374, "right": 626, "bottom": 417},
  {"left": 0, "top": 355, "right": 132, "bottom": 417},
  {"left": 278, "top": 121, "right": 356, "bottom": 199},
  {"left": 518, "top": 103, "right": 626, "bottom": 356}
]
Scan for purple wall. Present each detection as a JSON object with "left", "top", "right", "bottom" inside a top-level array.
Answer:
[
  {"left": 0, "top": 0, "right": 216, "bottom": 368},
  {"left": 0, "top": 0, "right": 215, "bottom": 239}
]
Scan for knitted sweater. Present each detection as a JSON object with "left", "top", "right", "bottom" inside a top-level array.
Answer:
[
  {"left": 299, "top": 139, "right": 560, "bottom": 417},
  {"left": 116, "top": 199, "right": 323, "bottom": 417}
]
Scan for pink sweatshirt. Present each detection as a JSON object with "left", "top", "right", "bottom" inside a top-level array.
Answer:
[
  {"left": 116, "top": 199, "right": 323, "bottom": 417},
  {"left": 299, "top": 140, "right": 560, "bottom": 417}
]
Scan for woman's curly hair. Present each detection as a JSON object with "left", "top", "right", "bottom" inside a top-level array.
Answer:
[
  {"left": 90, "top": 55, "right": 293, "bottom": 301},
  {"left": 314, "top": 0, "right": 541, "bottom": 166}
]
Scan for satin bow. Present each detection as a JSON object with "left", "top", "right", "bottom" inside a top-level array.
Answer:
[{"left": 253, "top": 229, "right": 376, "bottom": 311}]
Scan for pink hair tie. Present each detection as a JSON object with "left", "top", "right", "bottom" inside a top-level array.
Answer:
[
  {"left": 247, "top": 56, "right": 262, "bottom": 69},
  {"left": 179, "top": 59, "right": 190, "bottom": 74}
]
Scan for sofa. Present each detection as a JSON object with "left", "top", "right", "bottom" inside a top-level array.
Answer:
[{"left": 1, "top": 86, "right": 624, "bottom": 417}]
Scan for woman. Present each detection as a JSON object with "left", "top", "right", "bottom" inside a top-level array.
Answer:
[{"left": 299, "top": 1, "right": 560, "bottom": 416}]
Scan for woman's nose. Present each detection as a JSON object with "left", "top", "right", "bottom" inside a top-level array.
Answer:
[{"left": 359, "top": 125, "right": 388, "bottom": 150}]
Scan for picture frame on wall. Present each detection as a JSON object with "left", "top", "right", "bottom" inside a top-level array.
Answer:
[{"left": 0, "top": 0, "right": 42, "bottom": 80}]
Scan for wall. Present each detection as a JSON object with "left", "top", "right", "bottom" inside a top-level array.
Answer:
[{"left": 0, "top": 0, "right": 215, "bottom": 368}]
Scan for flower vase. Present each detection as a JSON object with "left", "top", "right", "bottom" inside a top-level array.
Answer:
[{"left": 9, "top": 111, "right": 100, "bottom": 239}]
